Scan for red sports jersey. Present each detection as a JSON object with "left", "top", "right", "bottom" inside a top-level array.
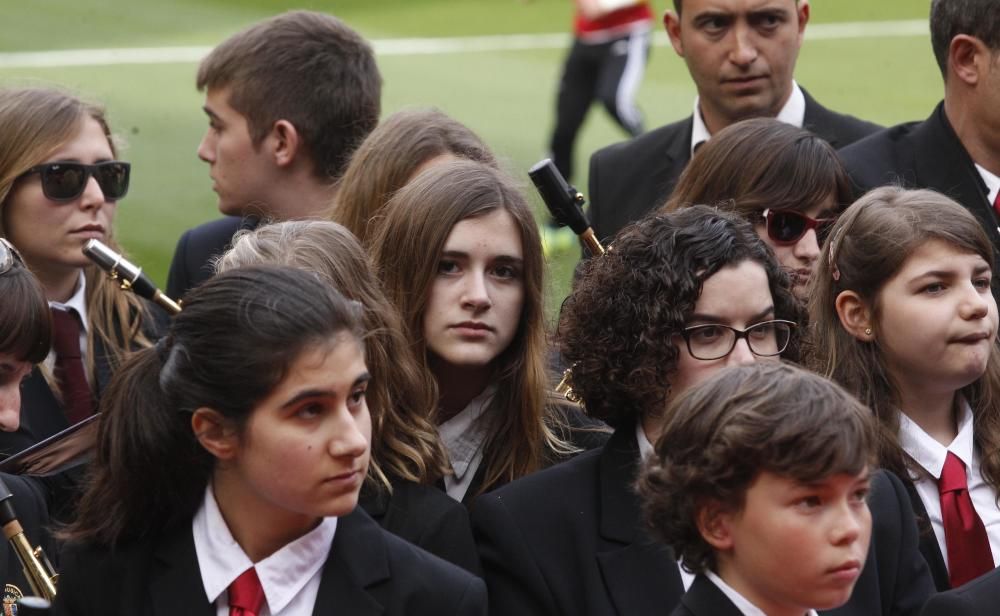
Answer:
[{"left": 574, "top": 1, "right": 653, "bottom": 37}]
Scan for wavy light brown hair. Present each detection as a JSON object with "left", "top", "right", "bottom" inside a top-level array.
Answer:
[
  {"left": 662, "top": 118, "right": 852, "bottom": 219},
  {"left": 638, "top": 361, "right": 876, "bottom": 574},
  {"left": 369, "top": 159, "right": 571, "bottom": 496},
  {"left": 807, "top": 186, "right": 1000, "bottom": 495},
  {"left": 216, "top": 220, "right": 448, "bottom": 488},
  {"left": 0, "top": 87, "right": 153, "bottom": 378},
  {"left": 332, "top": 108, "right": 497, "bottom": 245},
  {"left": 560, "top": 205, "right": 801, "bottom": 428}
]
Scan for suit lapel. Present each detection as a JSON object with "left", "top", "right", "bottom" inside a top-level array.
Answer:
[
  {"left": 680, "top": 576, "right": 745, "bottom": 616},
  {"left": 312, "top": 509, "right": 387, "bottom": 615},
  {"left": 653, "top": 119, "right": 693, "bottom": 210},
  {"left": 900, "top": 477, "right": 951, "bottom": 591},
  {"left": 596, "top": 425, "right": 684, "bottom": 615},
  {"left": 802, "top": 88, "right": 844, "bottom": 149},
  {"left": 149, "top": 526, "right": 214, "bottom": 616}
]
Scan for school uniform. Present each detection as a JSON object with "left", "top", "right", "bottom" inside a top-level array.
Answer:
[
  {"left": 918, "top": 565, "right": 1000, "bottom": 616},
  {"left": 471, "top": 419, "right": 933, "bottom": 616},
  {"left": 0, "top": 473, "right": 53, "bottom": 609},
  {"left": 53, "top": 488, "right": 487, "bottom": 616},
  {"left": 165, "top": 216, "right": 259, "bottom": 301},
  {"left": 671, "top": 573, "right": 820, "bottom": 616},
  {"left": 897, "top": 401, "right": 1000, "bottom": 591}
]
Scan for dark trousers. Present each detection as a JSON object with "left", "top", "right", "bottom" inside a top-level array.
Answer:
[{"left": 549, "top": 29, "right": 650, "bottom": 182}]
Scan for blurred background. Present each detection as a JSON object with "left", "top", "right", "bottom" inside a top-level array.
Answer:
[{"left": 1, "top": 0, "right": 936, "bottom": 321}]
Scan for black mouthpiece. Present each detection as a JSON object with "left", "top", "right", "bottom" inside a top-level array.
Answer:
[{"left": 528, "top": 159, "right": 591, "bottom": 235}]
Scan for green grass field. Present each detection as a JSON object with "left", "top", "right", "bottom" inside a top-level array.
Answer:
[{"left": 1, "top": 0, "right": 940, "bottom": 321}]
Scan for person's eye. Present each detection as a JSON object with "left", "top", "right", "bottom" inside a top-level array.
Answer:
[
  {"left": 748, "top": 322, "right": 775, "bottom": 340},
  {"left": 974, "top": 277, "right": 992, "bottom": 291},
  {"left": 691, "top": 326, "right": 723, "bottom": 342},
  {"left": 296, "top": 403, "right": 324, "bottom": 419},
  {"left": 697, "top": 16, "right": 729, "bottom": 35},
  {"left": 754, "top": 13, "right": 783, "bottom": 31},
  {"left": 437, "top": 259, "right": 459, "bottom": 275},
  {"left": 795, "top": 495, "right": 822, "bottom": 510},
  {"left": 851, "top": 486, "right": 871, "bottom": 504},
  {"left": 348, "top": 386, "right": 367, "bottom": 411},
  {"left": 492, "top": 264, "right": 521, "bottom": 280},
  {"left": 921, "top": 282, "right": 946, "bottom": 295}
]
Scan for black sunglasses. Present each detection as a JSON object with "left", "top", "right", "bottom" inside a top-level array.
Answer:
[
  {"left": 18, "top": 161, "right": 131, "bottom": 202},
  {"left": 762, "top": 208, "right": 836, "bottom": 246}
]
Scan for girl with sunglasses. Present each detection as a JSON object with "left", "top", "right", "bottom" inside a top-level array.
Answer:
[
  {"left": 662, "top": 117, "right": 853, "bottom": 301},
  {"left": 369, "top": 160, "right": 606, "bottom": 505},
  {"left": 55, "top": 266, "right": 486, "bottom": 615},
  {"left": 810, "top": 186, "right": 1000, "bottom": 592},
  {"left": 0, "top": 87, "right": 159, "bottom": 454},
  {"left": 216, "top": 220, "right": 480, "bottom": 574}
]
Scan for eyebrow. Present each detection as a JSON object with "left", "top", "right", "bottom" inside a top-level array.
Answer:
[
  {"left": 687, "top": 306, "right": 775, "bottom": 325},
  {"left": 440, "top": 250, "right": 524, "bottom": 264},
  {"left": 202, "top": 107, "right": 221, "bottom": 122},
  {"left": 911, "top": 264, "right": 992, "bottom": 280},
  {"left": 279, "top": 372, "right": 372, "bottom": 410}
]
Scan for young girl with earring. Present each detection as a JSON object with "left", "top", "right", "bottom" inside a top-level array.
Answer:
[
  {"left": 54, "top": 266, "right": 486, "bottom": 615},
  {"left": 0, "top": 87, "right": 160, "bottom": 454},
  {"left": 810, "top": 186, "right": 1000, "bottom": 591},
  {"left": 369, "top": 159, "right": 606, "bottom": 504}
]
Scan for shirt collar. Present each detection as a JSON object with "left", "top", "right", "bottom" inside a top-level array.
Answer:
[
  {"left": 192, "top": 484, "right": 338, "bottom": 614},
  {"left": 975, "top": 163, "right": 1000, "bottom": 206},
  {"left": 898, "top": 397, "right": 976, "bottom": 479},
  {"left": 48, "top": 270, "right": 89, "bottom": 334},
  {"left": 438, "top": 385, "right": 496, "bottom": 481},
  {"left": 705, "top": 571, "right": 818, "bottom": 616},
  {"left": 690, "top": 81, "right": 806, "bottom": 156},
  {"left": 636, "top": 421, "right": 655, "bottom": 462}
]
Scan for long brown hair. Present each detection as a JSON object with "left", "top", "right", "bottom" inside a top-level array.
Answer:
[
  {"left": 0, "top": 87, "right": 153, "bottom": 380},
  {"left": 369, "top": 160, "right": 571, "bottom": 496},
  {"left": 216, "top": 220, "right": 449, "bottom": 487},
  {"left": 332, "top": 108, "right": 497, "bottom": 245},
  {"left": 807, "top": 186, "right": 1000, "bottom": 493}
]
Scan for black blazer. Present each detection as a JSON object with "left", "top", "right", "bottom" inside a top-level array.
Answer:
[
  {"left": 899, "top": 477, "right": 951, "bottom": 592},
  {"left": 52, "top": 507, "right": 487, "bottom": 616},
  {"left": 919, "top": 565, "right": 1000, "bottom": 615},
  {"left": 359, "top": 475, "right": 481, "bottom": 576},
  {"left": 165, "top": 215, "right": 258, "bottom": 301},
  {"left": 471, "top": 423, "right": 934, "bottom": 616},
  {"left": 838, "top": 101, "right": 1000, "bottom": 300},
  {"left": 587, "top": 87, "right": 882, "bottom": 245},
  {"left": 669, "top": 575, "right": 744, "bottom": 616}
]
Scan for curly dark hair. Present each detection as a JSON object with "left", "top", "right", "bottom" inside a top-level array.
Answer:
[
  {"left": 558, "top": 205, "right": 800, "bottom": 427},
  {"left": 637, "top": 361, "right": 876, "bottom": 574}
]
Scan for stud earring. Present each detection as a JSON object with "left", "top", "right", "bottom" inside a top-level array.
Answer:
[{"left": 864, "top": 327, "right": 872, "bottom": 336}]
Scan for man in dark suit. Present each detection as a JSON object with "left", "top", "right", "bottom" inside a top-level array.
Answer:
[
  {"left": 165, "top": 11, "right": 382, "bottom": 299},
  {"left": 588, "top": 0, "right": 880, "bottom": 244},
  {"left": 838, "top": 0, "right": 1000, "bottom": 259},
  {"left": 919, "top": 566, "right": 1000, "bottom": 616}
]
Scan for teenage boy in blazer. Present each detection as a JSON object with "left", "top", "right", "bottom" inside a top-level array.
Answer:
[
  {"left": 919, "top": 566, "right": 1000, "bottom": 616},
  {"left": 587, "top": 0, "right": 879, "bottom": 245}
]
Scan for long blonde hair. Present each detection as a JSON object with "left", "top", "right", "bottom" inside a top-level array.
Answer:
[{"left": 0, "top": 87, "right": 153, "bottom": 381}]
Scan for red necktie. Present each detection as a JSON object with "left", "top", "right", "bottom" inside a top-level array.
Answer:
[
  {"left": 994, "top": 191, "right": 1000, "bottom": 218},
  {"left": 939, "top": 451, "right": 995, "bottom": 587},
  {"left": 228, "top": 567, "right": 265, "bottom": 616},
  {"left": 50, "top": 307, "right": 95, "bottom": 425}
]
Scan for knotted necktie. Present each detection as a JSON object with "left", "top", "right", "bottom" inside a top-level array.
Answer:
[
  {"left": 228, "top": 567, "right": 266, "bottom": 616},
  {"left": 994, "top": 191, "right": 1000, "bottom": 218},
  {"left": 939, "top": 451, "right": 994, "bottom": 587},
  {"left": 50, "top": 307, "right": 94, "bottom": 424}
]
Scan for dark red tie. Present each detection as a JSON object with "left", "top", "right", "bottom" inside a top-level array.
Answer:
[
  {"left": 49, "top": 307, "right": 94, "bottom": 425},
  {"left": 939, "top": 451, "right": 994, "bottom": 587},
  {"left": 228, "top": 567, "right": 265, "bottom": 616},
  {"left": 994, "top": 191, "right": 1000, "bottom": 218}
]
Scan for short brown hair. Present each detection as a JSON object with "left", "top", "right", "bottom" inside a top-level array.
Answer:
[
  {"left": 333, "top": 108, "right": 497, "bottom": 245},
  {"left": 663, "top": 118, "right": 852, "bottom": 219},
  {"left": 638, "top": 361, "right": 876, "bottom": 574},
  {"left": 0, "top": 244, "right": 50, "bottom": 363},
  {"left": 197, "top": 10, "right": 381, "bottom": 181}
]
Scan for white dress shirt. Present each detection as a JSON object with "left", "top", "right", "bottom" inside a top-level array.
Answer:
[
  {"left": 690, "top": 81, "right": 807, "bottom": 155},
  {"left": 45, "top": 270, "right": 90, "bottom": 382},
  {"left": 898, "top": 399, "right": 1000, "bottom": 569},
  {"left": 637, "top": 422, "right": 696, "bottom": 591},
  {"left": 438, "top": 385, "right": 497, "bottom": 502},
  {"left": 975, "top": 163, "right": 1000, "bottom": 210},
  {"left": 192, "top": 485, "right": 338, "bottom": 616},
  {"left": 706, "top": 570, "right": 819, "bottom": 616}
]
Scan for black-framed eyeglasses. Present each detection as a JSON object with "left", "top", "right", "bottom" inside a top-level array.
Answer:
[
  {"left": 762, "top": 209, "right": 836, "bottom": 246},
  {"left": 18, "top": 160, "right": 131, "bottom": 202},
  {"left": 679, "top": 319, "right": 796, "bottom": 361},
  {"left": 0, "top": 238, "right": 25, "bottom": 276}
]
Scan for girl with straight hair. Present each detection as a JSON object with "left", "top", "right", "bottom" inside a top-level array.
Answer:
[
  {"left": 56, "top": 266, "right": 486, "bottom": 615},
  {"left": 369, "top": 159, "right": 604, "bottom": 504},
  {"left": 216, "top": 220, "right": 479, "bottom": 573},
  {"left": 331, "top": 108, "right": 496, "bottom": 246},
  {"left": 663, "top": 117, "right": 853, "bottom": 301},
  {"left": 0, "top": 86, "right": 160, "bottom": 453},
  {"left": 809, "top": 186, "right": 1000, "bottom": 591}
]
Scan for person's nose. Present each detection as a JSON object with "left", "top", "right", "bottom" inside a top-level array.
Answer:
[
  {"left": 729, "top": 24, "right": 759, "bottom": 68},
  {"left": 726, "top": 336, "right": 757, "bottom": 366},
  {"left": 328, "top": 405, "right": 369, "bottom": 460},
  {"left": 0, "top": 384, "right": 22, "bottom": 432},
  {"left": 197, "top": 130, "right": 216, "bottom": 164},
  {"left": 793, "top": 228, "right": 821, "bottom": 263},
  {"left": 460, "top": 270, "right": 492, "bottom": 312}
]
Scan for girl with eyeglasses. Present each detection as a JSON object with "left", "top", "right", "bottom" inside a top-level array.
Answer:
[
  {"left": 662, "top": 117, "right": 853, "bottom": 301},
  {"left": 809, "top": 186, "right": 1000, "bottom": 592},
  {"left": 472, "top": 205, "right": 934, "bottom": 616},
  {"left": 0, "top": 87, "right": 160, "bottom": 454},
  {"left": 55, "top": 266, "right": 486, "bottom": 615}
]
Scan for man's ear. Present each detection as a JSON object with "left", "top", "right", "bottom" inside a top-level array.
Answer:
[
  {"left": 268, "top": 119, "right": 302, "bottom": 168},
  {"left": 191, "top": 407, "right": 239, "bottom": 460},
  {"left": 796, "top": 0, "right": 810, "bottom": 40},
  {"left": 696, "top": 500, "right": 735, "bottom": 551},
  {"left": 949, "top": 34, "right": 986, "bottom": 87},
  {"left": 664, "top": 11, "right": 685, "bottom": 57},
  {"left": 834, "top": 290, "right": 875, "bottom": 342}
]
